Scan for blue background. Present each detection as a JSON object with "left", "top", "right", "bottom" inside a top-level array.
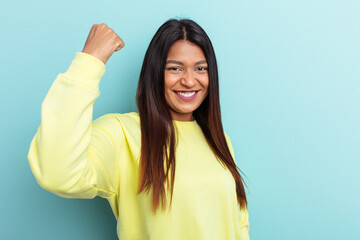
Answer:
[{"left": 1, "top": 0, "right": 359, "bottom": 239}]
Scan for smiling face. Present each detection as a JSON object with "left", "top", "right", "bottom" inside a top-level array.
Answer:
[{"left": 164, "top": 40, "right": 209, "bottom": 121}]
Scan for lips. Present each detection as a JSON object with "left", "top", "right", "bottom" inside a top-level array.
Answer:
[{"left": 174, "top": 90, "right": 199, "bottom": 101}]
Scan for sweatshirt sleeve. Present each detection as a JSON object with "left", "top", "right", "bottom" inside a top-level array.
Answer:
[
  {"left": 238, "top": 206, "right": 250, "bottom": 240},
  {"left": 224, "top": 132, "right": 251, "bottom": 239},
  {"left": 27, "top": 52, "right": 123, "bottom": 199}
]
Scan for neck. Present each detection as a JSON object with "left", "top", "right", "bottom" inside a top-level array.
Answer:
[{"left": 170, "top": 111, "right": 194, "bottom": 121}]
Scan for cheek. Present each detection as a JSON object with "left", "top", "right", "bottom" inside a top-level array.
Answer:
[
  {"left": 201, "top": 75, "right": 210, "bottom": 91},
  {"left": 164, "top": 73, "right": 177, "bottom": 89},
  {"left": 164, "top": 74, "right": 176, "bottom": 105}
]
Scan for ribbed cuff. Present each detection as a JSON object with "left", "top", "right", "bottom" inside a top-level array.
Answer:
[{"left": 62, "top": 52, "right": 106, "bottom": 91}]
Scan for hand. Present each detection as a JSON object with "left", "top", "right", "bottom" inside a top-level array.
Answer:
[{"left": 81, "top": 23, "right": 125, "bottom": 64}]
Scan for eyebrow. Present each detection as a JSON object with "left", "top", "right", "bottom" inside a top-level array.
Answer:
[{"left": 166, "top": 60, "right": 207, "bottom": 65}]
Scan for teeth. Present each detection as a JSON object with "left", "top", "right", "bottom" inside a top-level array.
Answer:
[{"left": 177, "top": 91, "right": 196, "bottom": 97}]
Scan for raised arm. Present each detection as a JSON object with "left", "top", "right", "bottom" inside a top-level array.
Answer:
[{"left": 27, "top": 23, "right": 125, "bottom": 199}]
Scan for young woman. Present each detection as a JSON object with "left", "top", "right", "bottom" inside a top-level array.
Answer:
[{"left": 28, "top": 19, "right": 250, "bottom": 240}]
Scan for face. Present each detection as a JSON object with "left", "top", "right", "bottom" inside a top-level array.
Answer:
[{"left": 164, "top": 40, "right": 209, "bottom": 121}]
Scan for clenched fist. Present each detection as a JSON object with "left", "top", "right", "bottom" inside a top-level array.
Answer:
[{"left": 82, "top": 23, "right": 125, "bottom": 64}]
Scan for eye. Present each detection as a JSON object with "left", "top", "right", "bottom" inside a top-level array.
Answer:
[
  {"left": 166, "top": 66, "right": 183, "bottom": 72},
  {"left": 196, "top": 66, "right": 208, "bottom": 72}
]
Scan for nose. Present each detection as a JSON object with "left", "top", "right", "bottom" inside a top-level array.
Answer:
[{"left": 180, "top": 69, "right": 196, "bottom": 88}]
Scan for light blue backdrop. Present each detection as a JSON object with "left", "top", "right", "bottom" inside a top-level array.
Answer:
[{"left": 1, "top": 0, "right": 359, "bottom": 239}]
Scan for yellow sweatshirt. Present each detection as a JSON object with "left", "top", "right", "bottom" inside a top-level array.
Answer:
[{"left": 27, "top": 52, "right": 250, "bottom": 240}]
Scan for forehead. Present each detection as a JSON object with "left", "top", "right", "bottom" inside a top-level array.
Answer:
[{"left": 167, "top": 40, "right": 206, "bottom": 61}]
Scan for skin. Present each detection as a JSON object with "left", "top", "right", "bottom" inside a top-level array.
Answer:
[
  {"left": 164, "top": 40, "right": 209, "bottom": 121},
  {"left": 82, "top": 23, "right": 125, "bottom": 64}
]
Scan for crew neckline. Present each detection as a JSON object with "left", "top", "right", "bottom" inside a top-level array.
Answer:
[
  {"left": 128, "top": 112, "right": 200, "bottom": 131},
  {"left": 172, "top": 118, "right": 200, "bottom": 131}
]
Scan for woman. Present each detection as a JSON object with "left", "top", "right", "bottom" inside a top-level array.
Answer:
[{"left": 28, "top": 19, "right": 250, "bottom": 240}]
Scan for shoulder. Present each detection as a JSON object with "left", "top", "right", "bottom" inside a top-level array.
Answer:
[
  {"left": 223, "top": 131, "right": 235, "bottom": 158},
  {"left": 224, "top": 131, "right": 232, "bottom": 145},
  {"left": 91, "top": 112, "right": 141, "bottom": 147},
  {"left": 93, "top": 112, "right": 139, "bottom": 126},
  {"left": 113, "top": 112, "right": 140, "bottom": 126},
  {"left": 92, "top": 112, "right": 140, "bottom": 136}
]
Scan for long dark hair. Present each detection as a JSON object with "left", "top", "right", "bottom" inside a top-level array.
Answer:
[{"left": 136, "top": 18, "right": 247, "bottom": 213}]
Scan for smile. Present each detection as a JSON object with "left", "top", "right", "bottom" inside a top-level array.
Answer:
[{"left": 174, "top": 90, "right": 199, "bottom": 101}]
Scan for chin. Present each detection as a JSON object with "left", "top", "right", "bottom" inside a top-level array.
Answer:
[{"left": 177, "top": 106, "right": 198, "bottom": 113}]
